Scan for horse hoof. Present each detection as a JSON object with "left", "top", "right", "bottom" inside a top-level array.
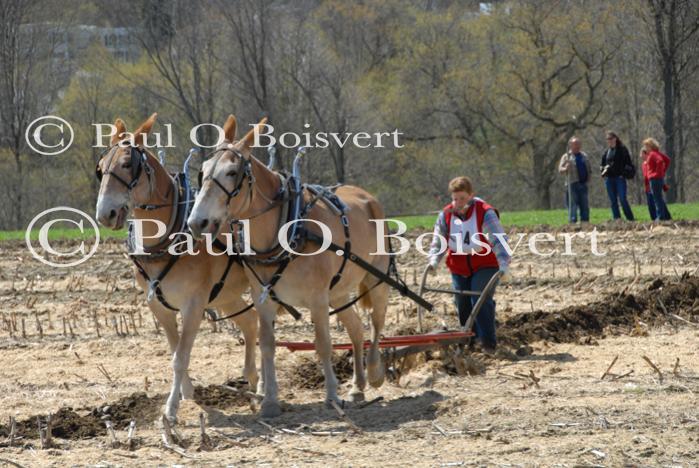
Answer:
[
  {"left": 368, "top": 373, "right": 385, "bottom": 388},
  {"left": 325, "top": 398, "right": 346, "bottom": 410},
  {"left": 164, "top": 403, "right": 180, "bottom": 425},
  {"left": 163, "top": 413, "right": 178, "bottom": 426},
  {"left": 260, "top": 402, "right": 282, "bottom": 418},
  {"left": 347, "top": 391, "right": 365, "bottom": 403},
  {"left": 247, "top": 378, "right": 259, "bottom": 392}
]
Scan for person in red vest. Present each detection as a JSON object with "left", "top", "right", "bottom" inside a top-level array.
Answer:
[
  {"left": 427, "top": 176, "right": 511, "bottom": 353},
  {"left": 641, "top": 138, "right": 672, "bottom": 221}
]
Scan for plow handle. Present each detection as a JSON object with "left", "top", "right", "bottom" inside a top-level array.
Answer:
[
  {"left": 416, "top": 264, "right": 432, "bottom": 333},
  {"left": 463, "top": 269, "right": 503, "bottom": 332}
]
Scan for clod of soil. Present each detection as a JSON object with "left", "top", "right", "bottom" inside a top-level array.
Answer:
[
  {"left": 288, "top": 352, "right": 355, "bottom": 389},
  {"left": 194, "top": 385, "right": 251, "bottom": 409},
  {"left": 0, "top": 385, "right": 242, "bottom": 441},
  {"left": 0, "top": 392, "right": 165, "bottom": 440},
  {"left": 499, "top": 275, "right": 699, "bottom": 347},
  {"left": 89, "top": 392, "right": 165, "bottom": 428}
]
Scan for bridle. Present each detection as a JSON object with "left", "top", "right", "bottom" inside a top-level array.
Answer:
[
  {"left": 95, "top": 144, "right": 152, "bottom": 191},
  {"left": 203, "top": 147, "right": 254, "bottom": 207}
]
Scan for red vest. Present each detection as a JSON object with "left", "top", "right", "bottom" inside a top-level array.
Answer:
[{"left": 443, "top": 198, "right": 500, "bottom": 277}]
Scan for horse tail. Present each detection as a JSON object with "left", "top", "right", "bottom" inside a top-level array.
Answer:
[{"left": 359, "top": 196, "right": 387, "bottom": 310}]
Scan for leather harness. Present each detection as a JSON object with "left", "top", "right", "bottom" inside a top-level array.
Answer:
[
  {"left": 97, "top": 144, "right": 253, "bottom": 318},
  {"left": 204, "top": 152, "right": 433, "bottom": 318}
]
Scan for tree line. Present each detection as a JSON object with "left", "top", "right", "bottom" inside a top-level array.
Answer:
[{"left": 1, "top": 0, "right": 698, "bottom": 229}]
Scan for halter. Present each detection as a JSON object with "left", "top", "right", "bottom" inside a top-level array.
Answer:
[{"left": 96, "top": 144, "right": 151, "bottom": 191}]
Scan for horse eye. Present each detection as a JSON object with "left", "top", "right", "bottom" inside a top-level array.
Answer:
[
  {"left": 226, "top": 170, "right": 236, "bottom": 178},
  {"left": 123, "top": 162, "right": 132, "bottom": 168}
]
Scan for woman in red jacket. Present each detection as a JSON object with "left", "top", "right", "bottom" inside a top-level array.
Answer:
[
  {"left": 640, "top": 150, "right": 657, "bottom": 220},
  {"left": 641, "top": 138, "right": 672, "bottom": 221}
]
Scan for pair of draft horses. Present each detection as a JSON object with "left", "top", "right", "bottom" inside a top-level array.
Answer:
[{"left": 95, "top": 113, "right": 390, "bottom": 422}]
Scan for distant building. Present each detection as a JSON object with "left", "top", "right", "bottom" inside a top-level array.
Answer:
[
  {"left": 23, "top": 23, "right": 141, "bottom": 65},
  {"left": 58, "top": 25, "right": 141, "bottom": 63}
]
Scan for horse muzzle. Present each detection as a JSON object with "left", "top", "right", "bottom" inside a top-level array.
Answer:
[
  {"left": 187, "top": 215, "right": 220, "bottom": 240},
  {"left": 96, "top": 204, "right": 128, "bottom": 230}
]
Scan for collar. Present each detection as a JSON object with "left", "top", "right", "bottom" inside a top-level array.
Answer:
[{"left": 450, "top": 198, "right": 476, "bottom": 218}]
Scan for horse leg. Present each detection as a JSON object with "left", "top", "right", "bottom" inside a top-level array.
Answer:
[
  {"left": 150, "top": 305, "right": 195, "bottom": 399},
  {"left": 309, "top": 298, "right": 341, "bottom": 408},
  {"left": 258, "top": 303, "right": 281, "bottom": 417},
  {"left": 337, "top": 305, "right": 366, "bottom": 402},
  {"left": 257, "top": 353, "right": 266, "bottom": 397},
  {"left": 164, "top": 302, "right": 204, "bottom": 423},
  {"left": 228, "top": 302, "right": 259, "bottom": 391},
  {"left": 366, "top": 282, "right": 389, "bottom": 388}
]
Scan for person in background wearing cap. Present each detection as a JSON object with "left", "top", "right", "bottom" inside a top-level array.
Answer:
[{"left": 558, "top": 137, "right": 591, "bottom": 224}]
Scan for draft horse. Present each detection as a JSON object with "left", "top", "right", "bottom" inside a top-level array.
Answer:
[
  {"left": 95, "top": 114, "right": 259, "bottom": 422},
  {"left": 188, "top": 115, "right": 390, "bottom": 417}
]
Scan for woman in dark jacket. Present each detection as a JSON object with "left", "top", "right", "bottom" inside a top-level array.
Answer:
[{"left": 600, "top": 131, "right": 635, "bottom": 220}]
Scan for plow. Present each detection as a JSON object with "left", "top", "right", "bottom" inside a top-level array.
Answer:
[{"left": 276, "top": 266, "right": 504, "bottom": 363}]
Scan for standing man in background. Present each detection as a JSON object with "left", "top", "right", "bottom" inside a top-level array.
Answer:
[{"left": 558, "top": 137, "right": 591, "bottom": 224}]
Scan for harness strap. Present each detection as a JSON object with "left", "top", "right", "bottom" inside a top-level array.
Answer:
[
  {"left": 207, "top": 238, "right": 248, "bottom": 307},
  {"left": 329, "top": 214, "right": 351, "bottom": 289},
  {"left": 208, "top": 303, "right": 255, "bottom": 322},
  {"left": 297, "top": 186, "right": 350, "bottom": 289},
  {"left": 132, "top": 256, "right": 180, "bottom": 311},
  {"left": 304, "top": 231, "right": 434, "bottom": 311},
  {"left": 131, "top": 236, "right": 254, "bottom": 316},
  {"left": 270, "top": 290, "right": 303, "bottom": 320},
  {"left": 132, "top": 174, "right": 181, "bottom": 255},
  {"left": 329, "top": 279, "right": 383, "bottom": 316},
  {"left": 240, "top": 256, "right": 302, "bottom": 320},
  {"left": 208, "top": 254, "right": 238, "bottom": 303},
  {"left": 238, "top": 174, "right": 293, "bottom": 260}
]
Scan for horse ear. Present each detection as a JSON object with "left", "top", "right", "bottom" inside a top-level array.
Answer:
[
  {"left": 133, "top": 113, "right": 158, "bottom": 146},
  {"left": 240, "top": 117, "right": 268, "bottom": 150},
  {"left": 223, "top": 114, "right": 237, "bottom": 142},
  {"left": 111, "top": 118, "right": 127, "bottom": 145}
]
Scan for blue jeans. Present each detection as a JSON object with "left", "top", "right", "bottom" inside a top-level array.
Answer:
[
  {"left": 605, "top": 176, "right": 635, "bottom": 220},
  {"left": 564, "top": 182, "right": 589, "bottom": 223},
  {"left": 451, "top": 267, "right": 498, "bottom": 348},
  {"left": 649, "top": 178, "right": 671, "bottom": 220},
  {"left": 646, "top": 192, "right": 657, "bottom": 220}
]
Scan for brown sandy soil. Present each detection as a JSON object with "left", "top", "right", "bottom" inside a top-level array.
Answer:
[{"left": 1, "top": 221, "right": 698, "bottom": 466}]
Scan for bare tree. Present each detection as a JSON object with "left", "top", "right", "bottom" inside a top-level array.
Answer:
[
  {"left": 643, "top": 0, "right": 699, "bottom": 202},
  {"left": 116, "top": 0, "right": 226, "bottom": 148},
  {"left": 0, "top": 0, "right": 64, "bottom": 228},
  {"left": 479, "top": 1, "right": 614, "bottom": 208}
]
